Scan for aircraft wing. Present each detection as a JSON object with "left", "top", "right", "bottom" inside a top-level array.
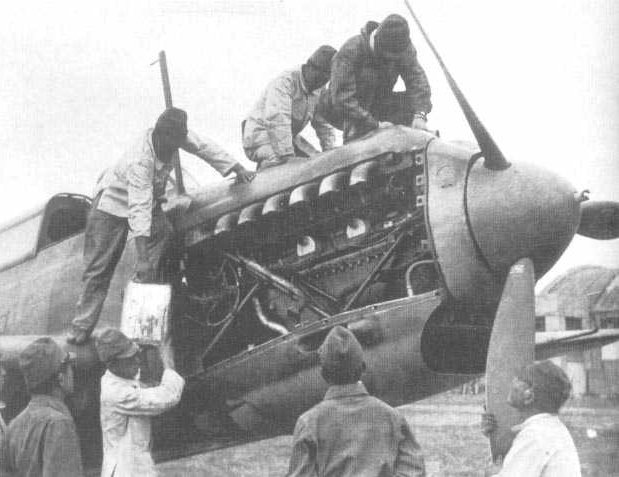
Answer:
[{"left": 535, "top": 329, "right": 619, "bottom": 360}]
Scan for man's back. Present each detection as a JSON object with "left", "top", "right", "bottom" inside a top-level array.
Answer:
[
  {"left": 7, "top": 395, "right": 83, "bottom": 477},
  {"left": 289, "top": 382, "right": 425, "bottom": 477}
]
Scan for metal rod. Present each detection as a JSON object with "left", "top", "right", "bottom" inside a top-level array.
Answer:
[
  {"left": 201, "top": 283, "right": 260, "bottom": 361},
  {"left": 224, "top": 253, "right": 305, "bottom": 305},
  {"left": 343, "top": 233, "right": 407, "bottom": 311},
  {"left": 295, "top": 275, "right": 341, "bottom": 307},
  {"left": 306, "top": 302, "right": 331, "bottom": 319},
  {"left": 157, "top": 50, "right": 185, "bottom": 194},
  {"left": 225, "top": 252, "right": 331, "bottom": 318}
]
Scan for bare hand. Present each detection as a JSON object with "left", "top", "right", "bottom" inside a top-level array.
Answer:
[
  {"left": 134, "top": 258, "right": 158, "bottom": 283},
  {"left": 378, "top": 121, "right": 394, "bottom": 129},
  {"left": 233, "top": 164, "right": 256, "bottom": 184},
  {"left": 159, "top": 335, "right": 175, "bottom": 369},
  {"left": 411, "top": 117, "right": 428, "bottom": 130},
  {"left": 481, "top": 412, "right": 498, "bottom": 437}
]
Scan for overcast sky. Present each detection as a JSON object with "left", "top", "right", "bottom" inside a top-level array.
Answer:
[{"left": 0, "top": 0, "right": 617, "bottom": 287}]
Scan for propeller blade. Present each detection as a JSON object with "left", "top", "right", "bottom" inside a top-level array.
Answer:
[
  {"left": 403, "top": 0, "right": 510, "bottom": 171},
  {"left": 577, "top": 200, "right": 619, "bottom": 240},
  {"left": 485, "top": 258, "right": 535, "bottom": 461}
]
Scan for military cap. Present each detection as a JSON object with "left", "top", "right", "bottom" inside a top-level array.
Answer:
[
  {"left": 375, "top": 14, "right": 412, "bottom": 60},
  {"left": 517, "top": 360, "right": 572, "bottom": 413},
  {"left": 306, "top": 45, "right": 337, "bottom": 74},
  {"left": 319, "top": 326, "right": 365, "bottom": 383},
  {"left": 19, "top": 337, "right": 75, "bottom": 391},
  {"left": 96, "top": 329, "right": 140, "bottom": 364}
]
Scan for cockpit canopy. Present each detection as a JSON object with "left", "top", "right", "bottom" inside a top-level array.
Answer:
[{"left": 0, "top": 193, "right": 91, "bottom": 272}]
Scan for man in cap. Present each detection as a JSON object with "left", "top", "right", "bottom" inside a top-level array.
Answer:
[
  {"left": 287, "top": 325, "right": 425, "bottom": 477},
  {"left": 243, "top": 45, "right": 337, "bottom": 170},
  {"left": 96, "top": 328, "right": 184, "bottom": 477},
  {"left": 6, "top": 337, "right": 83, "bottom": 476},
  {"left": 481, "top": 360, "right": 581, "bottom": 476},
  {"left": 67, "top": 107, "right": 255, "bottom": 345},
  {"left": 320, "top": 14, "right": 432, "bottom": 142}
]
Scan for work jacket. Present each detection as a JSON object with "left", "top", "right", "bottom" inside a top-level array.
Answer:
[
  {"left": 287, "top": 382, "right": 426, "bottom": 477},
  {"left": 96, "top": 128, "right": 239, "bottom": 238},
  {"left": 326, "top": 21, "right": 432, "bottom": 131},
  {"left": 495, "top": 413, "right": 581, "bottom": 477},
  {"left": 243, "top": 67, "right": 336, "bottom": 158},
  {"left": 100, "top": 369, "right": 185, "bottom": 477},
  {"left": 6, "top": 394, "right": 83, "bottom": 477}
]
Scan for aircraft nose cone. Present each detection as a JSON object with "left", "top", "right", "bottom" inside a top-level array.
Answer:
[{"left": 465, "top": 161, "right": 580, "bottom": 278}]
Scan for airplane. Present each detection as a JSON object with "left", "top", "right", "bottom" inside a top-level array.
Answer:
[{"left": 1, "top": 2, "right": 619, "bottom": 469}]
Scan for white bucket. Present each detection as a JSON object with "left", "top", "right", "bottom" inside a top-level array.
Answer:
[{"left": 120, "top": 281, "right": 172, "bottom": 345}]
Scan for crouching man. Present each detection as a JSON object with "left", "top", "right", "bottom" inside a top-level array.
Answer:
[
  {"left": 287, "top": 326, "right": 426, "bottom": 477},
  {"left": 481, "top": 360, "right": 581, "bottom": 476},
  {"left": 96, "top": 329, "right": 185, "bottom": 477},
  {"left": 7, "top": 338, "right": 83, "bottom": 476},
  {"left": 242, "top": 45, "right": 337, "bottom": 170}
]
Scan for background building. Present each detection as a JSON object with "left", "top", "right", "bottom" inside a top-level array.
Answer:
[{"left": 536, "top": 266, "right": 619, "bottom": 397}]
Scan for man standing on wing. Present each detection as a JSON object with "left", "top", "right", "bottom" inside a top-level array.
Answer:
[{"left": 68, "top": 107, "right": 255, "bottom": 344}]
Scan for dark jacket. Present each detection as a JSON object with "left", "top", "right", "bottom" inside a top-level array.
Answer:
[
  {"left": 327, "top": 21, "right": 432, "bottom": 131},
  {"left": 7, "top": 395, "right": 83, "bottom": 477},
  {"left": 287, "top": 382, "right": 425, "bottom": 477}
]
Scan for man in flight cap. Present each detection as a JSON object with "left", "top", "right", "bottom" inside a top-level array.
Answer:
[
  {"left": 320, "top": 14, "right": 432, "bottom": 142},
  {"left": 68, "top": 107, "right": 255, "bottom": 345},
  {"left": 481, "top": 360, "right": 581, "bottom": 476},
  {"left": 96, "top": 328, "right": 184, "bottom": 477},
  {"left": 6, "top": 337, "right": 83, "bottom": 476},
  {"left": 243, "top": 45, "right": 337, "bottom": 170},
  {"left": 287, "top": 325, "right": 426, "bottom": 476}
]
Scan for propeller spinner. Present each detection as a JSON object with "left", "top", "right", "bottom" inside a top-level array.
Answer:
[
  {"left": 578, "top": 200, "right": 619, "bottom": 240},
  {"left": 403, "top": 0, "right": 618, "bottom": 465}
]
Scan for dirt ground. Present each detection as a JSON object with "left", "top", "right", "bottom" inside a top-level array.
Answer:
[{"left": 157, "top": 393, "right": 619, "bottom": 477}]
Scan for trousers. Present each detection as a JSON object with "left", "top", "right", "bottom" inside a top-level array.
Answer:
[{"left": 71, "top": 200, "right": 172, "bottom": 334}]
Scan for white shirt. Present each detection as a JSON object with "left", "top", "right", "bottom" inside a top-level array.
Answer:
[
  {"left": 96, "top": 128, "right": 238, "bottom": 237},
  {"left": 100, "top": 369, "right": 185, "bottom": 477},
  {"left": 496, "top": 413, "right": 581, "bottom": 477}
]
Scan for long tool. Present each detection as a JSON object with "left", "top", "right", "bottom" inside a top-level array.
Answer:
[{"left": 154, "top": 50, "right": 185, "bottom": 193}]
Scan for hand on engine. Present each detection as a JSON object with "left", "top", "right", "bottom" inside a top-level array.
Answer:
[
  {"left": 411, "top": 117, "right": 428, "bottom": 131},
  {"left": 232, "top": 163, "right": 256, "bottom": 184}
]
